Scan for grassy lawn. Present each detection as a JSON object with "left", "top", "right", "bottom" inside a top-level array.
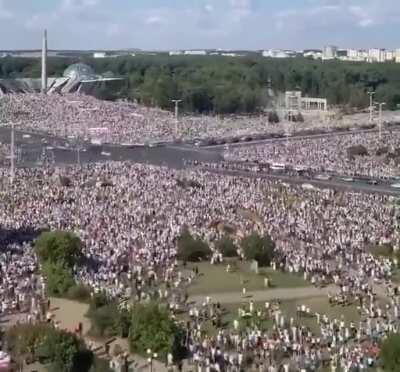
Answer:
[
  {"left": 199, "top": 297, "right": 361, "bottom": 337},
  {"left": 185, "top": 261, "right": 309, "bottom": 296}
]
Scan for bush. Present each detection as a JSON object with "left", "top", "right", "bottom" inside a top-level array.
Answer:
[
  {"left": 380, "top": 333, "right": 400, "bottom": 371},
  {"left": 35, "top": 230, "right": 82, "bottom": 268},
  {"left": 6, "top": 323, "right": 52, "bottom": 357},
  {"left": 241, "top": 232, "right": 275, "bottom": 267},
  {"left": 87, "top": 292, "right": 110, "bottom": 315},
  {"left": 346, "top": 145, "right": 368, "bottom": 159},
  {"left": 88, "top": 303, "right": 119, "bottom": 337},
  {"left": 6, "top": 324, "right": 93, "bottom": 372},
  {"left": 42, "top": 261, "right": 76, "bottom": 297},
  {"left": 216, "top": 236, "right": 237, "bottom": 257},
  {"left": 129, "top": 302, "right": 186, "bottom": 361},
  {"left": 38, "top": 328, "right": 93, "bottom": 372},
  {"left": 67, "top": 285, "right": 92, "bottom": 303},
  {"left": 268, "top": 111, "right": 280, "bottom": 124},
  {"left": 177, "top": 228, "right": 211, "bottom": 262}
]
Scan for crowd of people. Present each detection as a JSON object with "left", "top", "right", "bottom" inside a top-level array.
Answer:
[
  {"left": 0, "top": 160, "right": 399, "bottom": 369},
  {"left": 0, "top": 93, "right": 384, "bottom": 145},
  {"left": 225, "top": 130, "right": 400, "bottom": 179}
]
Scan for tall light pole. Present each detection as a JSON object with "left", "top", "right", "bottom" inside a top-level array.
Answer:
[
  {"left": 367, "top": 91, "right": 375, "bottom": 123},
  {"left": 171, "top": 99, "right": 182, "bottom": 137},
  {"left": 374, "top": 101, "right": 386, "bottom": 140},
  {"left": 147, "top": 349, "right": 158, "bottom": 372},
  {"left": 10, "top": 121, "right": 15, "bottom": 184}
]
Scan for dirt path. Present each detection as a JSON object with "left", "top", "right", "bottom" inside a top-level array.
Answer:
[{"left": 189, "top": 285, "right": 339, "bottom": 305}]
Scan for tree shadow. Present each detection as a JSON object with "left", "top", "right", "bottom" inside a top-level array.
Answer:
[{"left": 0, "top": 226, "right": 46, "bottom": 250}]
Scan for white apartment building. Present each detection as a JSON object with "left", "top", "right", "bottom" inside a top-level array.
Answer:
[
  {"left": 368, "top": 48, "right": 386, "bottom": 63},
  {"left": 303, "top": 51, "right": 322, "bottom": 59},
  {"left": 184, "top": 50, "right": 207, "bottom": 56},
  {"left": 396, "top": 49, "right": 400, "bottom": 63},
  {"left": 93, "top": 52, "right": 106, "bottom": 59},
  {"left": 322, "top": 45, "right": 338, "bottom": 60},
  {"left": 169, "top": 51, "right": 183, "bottom": 56},
  {"left": 262, "top": 49, "right": 294, "bottom": 58},
  {"left": 385, "top": 50, "right": 395, "bottom": 61}
]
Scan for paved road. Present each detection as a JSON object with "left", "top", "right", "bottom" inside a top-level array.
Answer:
[
  {"left": 201, "top": 167, "right": 400, "bottom": 196},
  {"left": 203, "top": 125, "right": 400, "bottom": 150},
  {"left": 189, "top": 285, "right": 339, "bottom": 305}
]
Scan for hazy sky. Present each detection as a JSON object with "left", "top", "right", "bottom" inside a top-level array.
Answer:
[{"left": 0, "top": 0, "right": 399, "bottom": 50}]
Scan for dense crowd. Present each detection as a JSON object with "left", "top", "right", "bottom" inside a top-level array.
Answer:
[
  {"left": 225, "top": 130, "right": 400, "bottom": 179},
  {"left": 0, "top": 93, "right": 383, "bottom": 145},
  {"left": 0, "top": 161, "right": 398, "bottom": 369}
]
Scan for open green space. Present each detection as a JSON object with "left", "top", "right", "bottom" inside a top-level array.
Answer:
[
  {"left": 199, "top": 296, "right": 361, "bottom": 337},
  {"left": 185, "top": 261, "right": 309, "bottom": 296}
]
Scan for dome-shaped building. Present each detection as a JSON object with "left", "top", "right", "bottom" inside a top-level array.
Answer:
[{"left": 63, "top": 63, "right": 97, "bottom": 81}]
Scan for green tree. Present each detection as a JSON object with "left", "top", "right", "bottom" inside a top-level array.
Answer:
[
  {"left": 241, "top": 232, "right": 275, "bottom": 267},
  {"left": 380, "top": 333, "right": 400, "bottom": 371},
  {"left": 177, "top": 228, "right": 211, "bottom": 262},
  {"left": 38, "top": 328, "right": 93, "bottom": 372},
  {"left": 216, "top": 236, "right": 237, "bottom": 257},
  {"left": 35, "top": 230, "right": 82, "bottom": 268},
  {"left": 129, "top": 302, "right": 186, "bottom": 361},
  {"left": 42, "top": 261, "right": 76, "bottom": 296}
]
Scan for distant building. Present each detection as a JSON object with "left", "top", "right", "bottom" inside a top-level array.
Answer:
[
  {"left": 0, "top": 63, "right": 124, "bottom": 97},
  {"left": 396, "top": 49, "right": 400, "bottom": 63},
  {"left": 262, "top": 49, "right": 295, "bottom": 58},
  {"left": 184, "top": 50, "right": 207, "bottom": 56},
  {"left": 368, "top": 48, "right": 386, "bottom": 63},
  {"left": 303, "top": 50, "right": 322, "bottom": 59},
  {"left": 385, "top": 50, "right": 395, "bottom": 61},
  {"left": 285, "top": 91, "right": 327, "bottom": 112},
  {"left": 221, "top": 53, "right": 238, "bottom": 57},
  {"left": 169, "top": 51, "right": 183, "bottom": 56},
  {"left": 322, "top": 45, "right": 338, "bottom": 60},
  {"left": 93, "top": 52, "right": 106, "bottom": 58}
]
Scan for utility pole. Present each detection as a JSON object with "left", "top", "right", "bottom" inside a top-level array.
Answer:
[
  {"left": 41, "top": 29, "right": 48, "bottom": 94},
  {"left": 10, "top": 121, "right": 15, "bottom": 184},
  {"left": 171, "top": 99, "right": 182, "bottom": 137},
  {"left": 367, "top": 91, "right": 375, "bottom": 123},
  {"left": 374, "top": 101, "right": 386, "bottom": 140}
]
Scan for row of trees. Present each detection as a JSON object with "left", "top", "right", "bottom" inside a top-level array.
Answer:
[
  {"left": 2, "top": 55, "right": 400, "bottom": 113},
  {"left": 177, "top": 228, "right": 276, "bottom": 267}
]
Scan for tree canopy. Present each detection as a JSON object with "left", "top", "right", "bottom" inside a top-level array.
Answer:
[
  {"left": 6, "top": 324, "right": 93, "bottom": 372},
  {"left": 35, "top": 230, "right": 83, "bottom": 297},
  {"left": 216, "top": 235, "right": 238, "bottom": 258},
  {"left": 241, "top": 232, "right": 276, "bottom": 267},
  {"left": 2, "top": 55, "right": 400, "bottom": 113},
  {"left": 35, "top": 230, "right": 82, "bottom": 268},
  {"left": 177, "top": 228, "right": 211, "bottom": 262},
  {"left": 128, "top": 302, "right": 186, "bottom": 361}
]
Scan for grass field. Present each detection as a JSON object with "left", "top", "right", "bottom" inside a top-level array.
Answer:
[
  {"left": 185, "top": 261, "right": 309, "bottom": 296},
  {"left": 200, "top": 296, "right": 361, "bottom": 336}
]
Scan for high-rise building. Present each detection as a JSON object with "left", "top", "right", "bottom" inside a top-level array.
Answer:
[
  {"left": 368, "top": 48, "right": 386, "bottom": 63},
  {"left": 396, "top": 49, "right": 400, "bottom": 63},
  {"left": 322, "top": 45, "right": 338, "bottom": 60}
]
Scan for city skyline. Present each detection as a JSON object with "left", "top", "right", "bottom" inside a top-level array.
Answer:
[{"left": 0, "top": 0, "right": 399, "bottom": 50}]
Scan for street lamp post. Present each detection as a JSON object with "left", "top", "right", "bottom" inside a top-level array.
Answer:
[
  {"left": 367, "top": 91, "right": 375, "bottom": 123},
  {"left": 171, "top": 99, "right": 182, "bottom": 137},
  {"left": 374, "top": 101, "right": 386, "bottom": 140},
  {"left": 147, "top": 349, "right": 158, "bottom": 372},
  {"left": 10, "top": 121, "right": 15, "bottom": 184}
]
